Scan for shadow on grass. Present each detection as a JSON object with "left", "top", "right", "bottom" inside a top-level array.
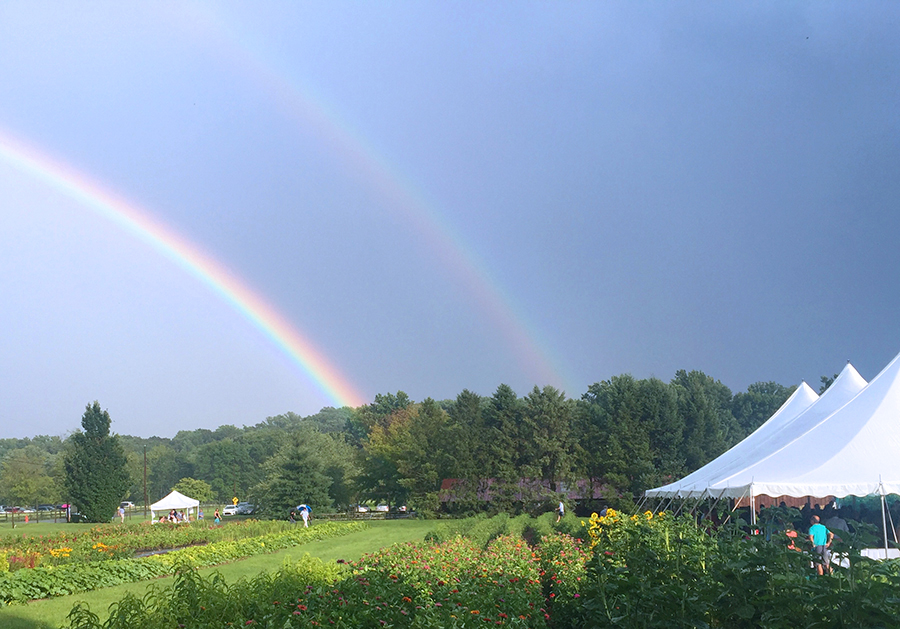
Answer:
[{"left": 0, "top": 611, "right": 61, "bottom": 629}]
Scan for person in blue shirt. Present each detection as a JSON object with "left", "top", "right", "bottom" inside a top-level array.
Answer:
[{"left": 808, "top": 515, "right": 834, "bottom": 575}]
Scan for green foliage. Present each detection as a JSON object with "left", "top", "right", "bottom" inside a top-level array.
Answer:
[
  {"left": 672, "top": 370, "right": 735, "bottom": 471},
  {"left": 0, "top": 521, "right": 366, "bottom": 603},
  {"left": 64, "top": 531, "right": 545, "bottom": 629},
  {"left": 731, "top": 381, "right": 795, "bottom": 438},
  {"left": 20, "top": 511, "right": 900, "bottom": 629},
  {"left": 360, "top": 398, "right": 454, "bottom": 512},
  {"left": 250, "top": 428, "right": 358, "bottom": 515},
  {"left": 0, "top": 445, "right": 60, "bottom": 507},
  {"left": 171, "top": 477, "right": 214, "bottom": 504},
  {"left": 12, "top": 371, "right": 799, "bottom": 516},
  {"left": 573, "top": 509, "right": 900, "bottom": 628},
  {"left": 64, "top": 402, "right": 131, "bottom": 523},
  {"left": 521, "top": 386, "right": 576, "bottom": 493}
]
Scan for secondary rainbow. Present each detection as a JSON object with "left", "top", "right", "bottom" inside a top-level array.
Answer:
[
  {"left": 0, "top": 128, "right": 367, "bottom": 409},
  {"left": 192, "top": 8, "right": 577, "bottom": 393}
]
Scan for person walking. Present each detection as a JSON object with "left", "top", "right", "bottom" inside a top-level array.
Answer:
[
  {"left": 556, "top": 500, "right": 565, "bottom": 523},
  {"left": 214, "top": 509, "right": 220, "bottom": 524},
  {"left": 300, "top": 505, "right": 310, "bottom": 528},
  {"left": 117, "top": 505, "right": 125, "bottom": 523},
  {"left": 808, "top": 515, "right": 834, "bottom": 575}
]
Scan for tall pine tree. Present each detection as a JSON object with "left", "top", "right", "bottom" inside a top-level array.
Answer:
[{"left": 64, "top": 402, "right": 131, "bottom": 522}]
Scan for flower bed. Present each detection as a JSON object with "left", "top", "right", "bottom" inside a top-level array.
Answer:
[
  {"left": 65, "top": 533, "right": 552, "bottom": 628},
  {"left": 0, "top": 519, "right": 292, "bottom": 569},
  {"left": 53, "top": 510, "right": 900, "bottom": 629},
  {"left": 0, "top": 521, "right": 367, "bottom": 603}
]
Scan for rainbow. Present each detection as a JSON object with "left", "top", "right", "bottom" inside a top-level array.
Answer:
[
  {"left": 189, "top": 8, "right": 576, "bottom": 393},
  {"left": 0, "top": 128, "right": 368, "bottom": 409}
]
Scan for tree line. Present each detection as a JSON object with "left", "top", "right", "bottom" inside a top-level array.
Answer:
[{"left": 0, "top": 371, "right": 797, "bottom": 520}]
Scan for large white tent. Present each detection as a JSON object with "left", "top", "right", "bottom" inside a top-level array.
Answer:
[
  {"left": 704, "top": 355, "right": 900, "bottom": 500},
  {"left": 647, "top": 362, "right": 867, "bottom": 500},
  {"left": 149, "top": 490, "right": 200, "bottom": 522},
  {"left": 646, "top": 380, "right": 819, "bottom": 499},
  {"left": 645, "top": 352, "right": 900, "bottom": 552}
]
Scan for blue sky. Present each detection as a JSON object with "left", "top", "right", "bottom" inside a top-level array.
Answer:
[{"left": 1, "top": 2, "right": 899, "bottom": 438}]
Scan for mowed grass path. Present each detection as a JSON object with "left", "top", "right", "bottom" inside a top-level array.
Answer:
[{"left": 0, "top": 519, "right": 434, "bottom": 629}]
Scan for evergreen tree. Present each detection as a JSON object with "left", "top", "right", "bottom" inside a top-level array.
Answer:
[
  {"left": 250, "top": 429, "right": 346, "bottom": 516},
  {"left": 64, "top": 402, "right": 131, "bottom": 522},
  {"left": 521, "top": 385, "right": 575, "bottom": 493},
  {"left": 580, "top": 375, "right": 655, "bottom": 496}
]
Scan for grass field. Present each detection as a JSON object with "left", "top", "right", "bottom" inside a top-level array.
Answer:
[{"left": 0, "top": 519, "right": 434, "bottom": 629}]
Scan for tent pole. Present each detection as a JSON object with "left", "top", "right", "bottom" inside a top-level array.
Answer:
[
  {"left": 702, "top": 489, "right": 728, "bottom": 523},
  {"left": 884, "top": 495, "right": 898, "bottom": 544},
  {"left": 881, "top": 487, "right": 890, "bottom": 559},
  {"left": 688, "top": 494, "right": 703, "bottom": 518},
  {"left": 633, "top": 495, "right": 648, "bottom": 515},
  {"left": 661, "top": 496, "right": 675, "bottom": 514}
]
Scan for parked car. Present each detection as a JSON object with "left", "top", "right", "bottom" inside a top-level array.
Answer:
[
  {"left": 37, "top": 504, "right": 56, "bottom": 511},
  {"left": 222, "top": 504, "right": 238, "bottom": 516},
  {"left": 374, "top": 504, "right": 390, "bottom": 512},
  {"left": 354, "top": 505, "right": 369, "bottom": 513},
  {"left": 235, "top": 502, "right": 254, "bottom": 515},
  {"left": 120, "top": 501, "right": 135, "bottom": 509}
]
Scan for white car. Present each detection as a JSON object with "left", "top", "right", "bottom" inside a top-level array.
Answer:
[{"left": 222, "top": 505, "right": 238, "bottom": 516}]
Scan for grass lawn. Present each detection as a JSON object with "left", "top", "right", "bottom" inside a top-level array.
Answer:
[{"left": 0, "top": 519, "right": 434, "bottom": 629}]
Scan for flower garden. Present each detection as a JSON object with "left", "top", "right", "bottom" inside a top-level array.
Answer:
[
  {"left": 0, "top": 520, "right": 367, "bottom": 603},
  {"left": 6, "top": 509, "right": 900, "bottom": 628}
]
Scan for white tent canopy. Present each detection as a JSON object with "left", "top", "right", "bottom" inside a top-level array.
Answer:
[
  {"left": 647, "top": 362, "right": 868, "bottom": 499},
  {"left": 149, "top": 490, "right": 200, "bottom": 521},
  {"left": 705, "top": 354, "right": 900, "bottom": 499},
  {"left": 646, "top": 380, "right": 819, "bottom": 498}
]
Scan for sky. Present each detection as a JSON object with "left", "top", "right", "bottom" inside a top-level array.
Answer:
[{"left": 1, "top": 2, "right": 899, "bottom": 439}]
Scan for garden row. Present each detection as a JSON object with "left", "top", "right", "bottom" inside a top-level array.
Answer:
[
  {"left": 0, "top": 521, "right": 367, "bottom": 603},
  {"left": 0, "top": 519, "right": 295, "bottom": 569},
  {"left": 63, "top": 510, "right": 900, "bottom": 628},
  {"left": 66, "top": 533, "right": 577, "bottom": 628}
]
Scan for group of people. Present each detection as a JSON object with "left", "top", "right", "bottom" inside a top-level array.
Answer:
[{"left": 158, "top": 509, "right": 192, "bottom": 524}]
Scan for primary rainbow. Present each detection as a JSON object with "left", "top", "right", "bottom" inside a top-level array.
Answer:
[{"left": 0, "top": 128, "right": 368, "bottom": 409}]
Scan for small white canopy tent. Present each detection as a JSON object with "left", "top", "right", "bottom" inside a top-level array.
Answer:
[
  {"left": 149, "top": 490, "right": 200, "bottom": 522},
  {"left": 647, "top": 362, "right": 867, "bottom": 500}
]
